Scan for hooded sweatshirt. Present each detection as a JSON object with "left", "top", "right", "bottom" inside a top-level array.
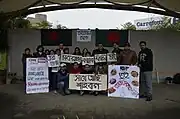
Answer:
[{"left": 138, "top": 48, "right": 153, "bottom": 72}]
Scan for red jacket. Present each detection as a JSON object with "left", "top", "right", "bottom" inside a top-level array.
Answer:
[{"left": 70, "top": 67, "right": 82, "bottom": 74}]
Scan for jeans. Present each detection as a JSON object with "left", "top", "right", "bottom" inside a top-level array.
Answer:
[{"left": 140, "top": 71, "right": 152, "bottom": 96}]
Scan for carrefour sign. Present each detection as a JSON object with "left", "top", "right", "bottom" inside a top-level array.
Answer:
[{"left": 134, "top": 17, "right": 164, "bottom": 30}]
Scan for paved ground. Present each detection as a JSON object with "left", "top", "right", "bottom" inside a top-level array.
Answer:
[{"left": 0, "top": 84, "right": 180, "bottom": 119}]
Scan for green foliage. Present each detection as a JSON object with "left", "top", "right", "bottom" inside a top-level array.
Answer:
[
  {"left": 32, "top": 21, "right": 52, "bottom": 29},
  {"left": 120, "top": 22, "right": 136, "bottom": 30},
  {"left": 152, "top": 17, "right": 180, "bottom": 31},
  {"left": 57, "top": 24, "right": 68, "bottom": 29}
]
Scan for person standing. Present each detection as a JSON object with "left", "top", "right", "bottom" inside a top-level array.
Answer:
[
  {"left": 138, "top": 41, "right": 153, "bottom": 101},
  {"left": 59, "top": 43, "right": 64, "bottom": 54},
  {"left": 33, "top": 45, "right": 46, "bottom": 58},
  {"left": 118, "top": 43, "right": 137, "bottom": 65},
  {"left": 22, "top": 48, "right": 32, "bottom": 82}
]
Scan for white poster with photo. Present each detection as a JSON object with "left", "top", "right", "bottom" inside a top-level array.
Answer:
[
  {"left": 108, "top": 65, "right": 140, "bottom": 99},
  {"left": 69, "top": 74, "right": 107, "bottom": 91},
  {"left": 94, "top": 54, "right": 107, "bottom": 63},
  {"left": 82, "top": 57, "right": 94, "bottom": 65},
  {"left": 77, "top": 29, "right": 91, "bottom": 42},
  {"left": 26, "top": 58, "right": 49, "bottom": 94},
  {"left": 107, "top": 53, "right": 117, "bottom": 62},
  {"left": 60, "top": 54, "right": 82, "bottom": 64},
  {"left": 47, "top": 55, "right": 60, "bottom": 67}
]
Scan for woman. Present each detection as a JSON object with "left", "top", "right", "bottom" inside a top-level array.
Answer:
[
  {"left": 70, "top": 62, "right": 82, "bottom": 74},
  {"left": 33, "top": 45, "right": 46, "bottom": 58},
  {"left": 73, "top": 47, "right": 81, "bottom": 55},
  {"left": 55, "top": 49, "right": 61, "bottom": 56},
  {"left": 82, "top": 48, "right": 89, "bottom": 57},
  {"left": 22, "top": 48, "right": 32, "bottom": 82},
  {"left": 50, "top": 50, "right": 55, "bottom": 55},
  {"left": 45, "top": 49, "right": 50, "bottom": 56},
  {"left": 85, "top": 52, "right": 91, "bottom": 57}
]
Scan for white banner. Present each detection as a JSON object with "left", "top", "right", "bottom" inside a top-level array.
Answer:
[
  {"left": 82, "top": 57, "right": 94, "bottom": 65},
  {"left": 77, "top": 29, "right": 91, "bottom": 42},
  {"left": 26, "top": 58, "right": 49, "bottom": 94},
  {"left": 60, "top": 54, "right": 82, "bottom": 64},
  {"left": 47, "top": 55, "right": 60, "bottom": 67},
  {"left": 107, "top": 53, "right": 117, "bottom": 62},
  {"left": 94, "top": 54, "right": 107, "bottom": 63},
  {"left": 69, "top": 74, "right": 107, "bottom": 91},
  {"left": 108, "top": 65, "right": 140, "bottom": 99}
]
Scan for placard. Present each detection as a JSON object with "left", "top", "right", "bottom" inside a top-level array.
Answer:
[
  {"left": 47, "top": 55, "right": 60, "bottom": 67},
  {"left": 82, "top": 57, "right": 94, "bottom": 65},
  {"left": 94, "top": 54, "right": 107, "bottom": 63},
  {"left": 69, "top": 74, "right": 107, "bottom": 91},
  {"left": 60, "top": 54, "right": 82, "bottom": 64},
  {"left": 77, "top": 29, "right": 91, "bottom": 42},
  {"left": 107, "top": 53, "right": 117, "bottom": 62},
  {"left": 26, "top": 58, "right": 49, "bottom": 94},
  {"left": 108, "top": 65, "right": 140, "bottom": 99}
]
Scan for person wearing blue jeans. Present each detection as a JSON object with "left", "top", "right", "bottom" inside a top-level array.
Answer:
[
  {"left": 57, "top": 63, "right": 70, "bottom": 96},
  {"left": 138, "top": 41, "right": 153, "bottom": 101}
]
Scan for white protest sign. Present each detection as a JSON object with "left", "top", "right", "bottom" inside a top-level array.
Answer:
[
  {"left": 47, "top": 55, "right": 60, "bottom": 67},
  {"left": 82, "top": 57, "right": 94, "bottom": 65},
  {"left": 108, "top": 65, "right": 140, "bottom": 99},
  {"left": 94, "top": 54, "right": 107, "bottom": 63},
  {"left": 69, "top": 74, "right": 107, "bottom": 91},
  {"left": 107, "top": 53, "right": 117, "bottom": 62},
  {"left": 26, "top": 58, "right": 49, "bottom": 94},
  {"left": 60, "top": 54, "right": 82, "bottom": 64},
  {"left": 77, "top": 29, "right": 91, "bottom": 42},
  {"left": 51, "top": 67, "right": 59, "bottom": 72}
]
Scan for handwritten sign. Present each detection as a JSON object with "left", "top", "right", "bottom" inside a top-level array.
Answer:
[
  {"left": 107, "top": 53, "right": 117, "bottom": 62},
  {"left": 47, "top": 55, "right": 60, "bottom": 67},
  {"left": 108, "top": 65, "right": 140, "bottom": 99},
  {"left": 82, "top": 57, "right": 94, "bottom": 65},
  {"left": 60, "top": 54, "right": 82, "bottom": 64},
  {"left": 69, "top": 74, "right": 107, "bottom": 91},
  {"left": 26, "top": 58, "right": 49, "bottom": 94},
  {"left": 94, "top": 54, "right": 107, "bottom": 63},
  {"left": 77, "top": 29, "right": 91, "bottom": 42}
]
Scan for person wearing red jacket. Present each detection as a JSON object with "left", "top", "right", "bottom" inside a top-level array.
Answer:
[{"left": 70, "top": 62, "right": 82, "bottom": 74}]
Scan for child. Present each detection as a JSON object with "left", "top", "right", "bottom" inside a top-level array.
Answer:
[{"left": 57, "top": 63, "right": 70, "bottom": 96}]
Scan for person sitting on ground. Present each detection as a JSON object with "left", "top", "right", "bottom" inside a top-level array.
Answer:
[
  {"left": 70, "top": 62, "right": 82, "bottom": 74},
  {"left": 57, "top": 63, "right": 70, "bottom": 96},
  {"left": 80, "top": 64, "right": 95, "bottom": 96}
]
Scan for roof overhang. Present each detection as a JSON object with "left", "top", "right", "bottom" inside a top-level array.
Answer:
[{"left": 0, "top": 0, "right": 180, "bottom": 18}]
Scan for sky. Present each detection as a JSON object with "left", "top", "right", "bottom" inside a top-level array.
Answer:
[{"left": 28, "top": 8, "right": 163, "bottom": 29}]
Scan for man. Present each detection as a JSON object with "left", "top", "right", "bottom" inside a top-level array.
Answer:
[
  {"left": 112, "top": 42, "right": 122, "bottom": 55},
  {"left": 59, "top": 43, "right": 64, "bottom": 54},
  {"left": 92, "top": 43, "right": 109, "bottom": 73},
  {"left": 118, "top": 43, "right": 137, "bottom": 65},
  {"left": 138, "top": 41, "right": 153, "bottom": 101},
  {"left": 112, "top": 42, "right": 122, "bottom": 65}
]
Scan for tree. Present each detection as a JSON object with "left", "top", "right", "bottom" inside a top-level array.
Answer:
[
  {"left": 121, "top": 22, "right": 136, "bottom": 30},
  {"left": 153, "top": 17, "right": 180, "bottom": 31},
  {"left": 33, "top": 21, "right": 52, "bottom": 29},
  {"left": 56, "top": 24, "right": 68, "bottom": 29}
]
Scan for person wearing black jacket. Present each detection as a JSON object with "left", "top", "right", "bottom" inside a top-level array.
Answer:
[
  {"left": 138, "top": 41, "right": 153, "bottom": 101},
  {"left": 22, "top": 48, "right": 32, "bottom": 82},
  {"left": 33, "top": 45, "right": 46, "bottom": 58},
  {"left": 92, "top": 44, "right": 109, "bottom": 73}
]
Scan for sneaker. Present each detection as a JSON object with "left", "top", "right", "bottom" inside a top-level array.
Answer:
[
  {"left": 94, "top": 91, "right": 99, "bottom": 96},
  {"left": 146, "top": 95, "right": 152, "bottom": 101},
  {"left": 65, "top": 89, "right": 71, "bottom": 95},
  {"left": 80, "top": 91, "right": 84, "bottom": 96}
]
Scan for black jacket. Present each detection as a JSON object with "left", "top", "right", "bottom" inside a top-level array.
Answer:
[
  {"left": 33, "top": 52, "right": 46, "bottom": 58},
  {"left": 112, "top": 48, "right": 122, "bottom": 55},
  {"left": 92, "top": 48, "right": 109, "bottom": 56},
  {"left": 138, "top": 48, "right": 153, "bottom": 72},
  {"left": 22, "top": 54, "right": 32, "bottom": 64}
]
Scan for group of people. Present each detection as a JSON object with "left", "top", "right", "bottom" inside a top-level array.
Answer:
[{"left": 22, "top": 41, "right": 153, "bottom": 101}]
